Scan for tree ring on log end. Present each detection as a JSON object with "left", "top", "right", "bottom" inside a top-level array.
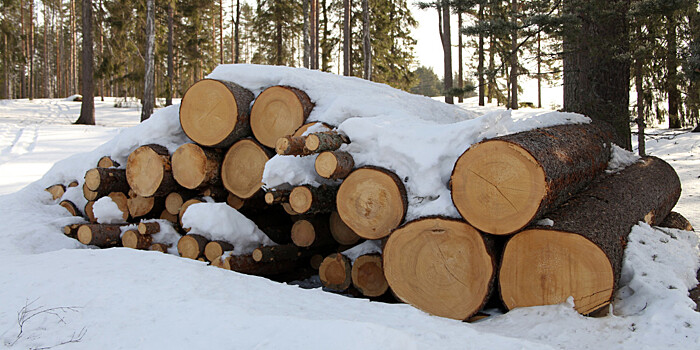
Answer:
[
  {"left": 315, "top": 151, "right": 338, "bottom": 178},
  {"left": 499, "top": 229, "right": 614, "bottom": 315},
  {"left": 77, "top": 226, "right": 93, "bottom": 245},
  {"left": 329, "top": 211, "right": 360, "bottom": 245},
  {"left": 180, "top": 79, "right": 240, "bottom": 147},
  {"left": 173, "top": 143, "right": 208, "bottom": 189},
  {"left": 84, "top": 168, "right": 102, "bottom": 191},
  {"left": 291, "top": 220, "right": 315, "bottom": 247},
  {"left": 250, "top": 86, "right": 308, "bottom": 148},
  {"left": 319, "top": 253, "right": 352, "bottom": 291},
  {"left": 222, "top": 139, "right": 269, "bottom": 198},
  {"left": 451, "top": 140, "right": 546, "bottom": 235},
  {"left": 383, "top": 218, "right": 493, "bottom": 320},
  {"left": 289, "top": 186, "right": 314, "bottom": 214},
  {"left": 336, "top": 167, "right": 407, "bottom": 239},
  {"left": 126, "top": 146, "right": 166, "bottom": 197},
  {"left": 352, "top": 254, "right": 388, "bottom": 297}
]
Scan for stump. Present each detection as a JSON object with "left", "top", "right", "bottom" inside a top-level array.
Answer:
[
  {"left": 336, "top": 167, "right": 407, "bottom": 240},
  {"left": 172, "top": 143, "right": 223, "bottom": 190},
  {"left": 179, "top": 79, "right": 254, "bottom": 148},
  {"left": 351, "top": 254, "right": 389, "bottom": 297},
  {"left": 126, "top": 144, "right": 178, "bottom": 197},
  {"left": 250, "top": 86, "right": 314, "bottom": 148},
  {"left": 221, "top": 138, "right": 272, "bottom": 198},
  {"left": 383, "top": 217, "right": 495, "bottom": 320}
]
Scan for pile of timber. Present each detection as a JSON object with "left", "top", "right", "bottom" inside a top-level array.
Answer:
[{"left": 48, "top": 78, "right": 693, "bottom": 321}]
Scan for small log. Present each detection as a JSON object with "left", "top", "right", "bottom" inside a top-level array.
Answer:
[
  {"left": 59, "top": 200, "right": 80, "bottom": 216},
  {"left": 179, "top": 79, "right": 255, "bottom": 148},
  {"left": 97, "top": 156, "right": 120, "bottom": 168},
  {"left": 121, "top": 229, "right": 153, "bottom": 249},
  {"left": 84, "top": 168, "right": 129, "bottom": 193},
  {"left": 293, "top": 121, "right": 331, "bottom": 137},
  {"left": 315, "top": 151, "right": 354, "bottom": 180},
  {"left": 45, "top": 184, "right": 66, "bottom": 200},
  {"left": 383, "top": 217, "right": 496, "bottom": 320},
  {"left": 138, "top": 222, "right": 160, "bottom": 235},
  {"left": 84, "top": 201, "right": 97, "bottom": 223},
  {"left": 126, "top": 144, "right": 178, "bottom": 197},
  {"left": 319, "top": 253, "right": 352, "bottom": 292},
  {"left": 177, "top": 234, "right": 209, "bottom": 259},
  {"left": 250, "top": 85, "right": 314, "bottom": 148},
  {"left": 221, "top": 138, "right": 273, "bottom": 199},
  {"left": 289, "top": 184, "right": 338, "bottom": 214},
  {"left": 658, "top": 211, "right": 694, "bottom": 231},
  {"left": 63, "top": 224, "right": 81, "bottom": 239},
  {"left": 305, "top": 131, "right": 349, "bottom": 153},
  {"left": 68, "top": 181, "right": 79, "bottom": 188},
  {"left": 252, "top": 244, "right": 301, "bottom": 262},
  {"left": 83, "top": 183, "right": 99, "bottom": 201},
  {"left": 282, "top": 202, "right": 300, "bottom": 216},
  {"left": 149, "top": 243, "right": 171, "bottom": 253},
  {"left": 222, "top": 254, "right": 296, "bottom": 276},
  {"left": 264, "top": 189, "right": 291, "bottom": 205},
  {"left": 77, "top": 224, "right": 123, "bottom": 247},
  {"left": 291, "top": 215, "right": 333, "bottom": 248},
  {"left": 329, "top": 211, "right": 360, "bottom": 245},
  {"left": 336, "top": 166, "right": 407, "bottom": 240},
  {"left": 165, "top": 191, "right": 197, "bottom": 215},
  {"left": 275, "top": 135, "right": 312, "bottom": 156},
  {"left": 451, "top": 122, "right": 614, "bottom": 235},
  {"left": 172, "top": 143, "right": 224, "bottom": 190},
  {"left": 127, "top": 194, "right": 165, "bottom": 218},
  {"left": 499, "top": 156, "right": 681, "bottom": 315},
  {"left": 159, "top": 209, "right": 178, "bottom": 224},
  {"left": 351, "top": 253, "right": 389, "bottom": 297},
  {"left": 204, "top": 240, "right": 234, "bottom": 262}
]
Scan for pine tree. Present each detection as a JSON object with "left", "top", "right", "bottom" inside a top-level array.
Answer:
[{"left": 75, "top": 0, "right": 94, "bottom": 125}]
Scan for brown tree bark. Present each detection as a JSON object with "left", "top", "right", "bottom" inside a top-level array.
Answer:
[
  {"left": 75, "top": 0, "right": 94, "bottom": 125},
  {"left": 84, "top": 168, "right": 129, "bottom": 194},
  {"left": 77, "top": 224, "right": 123, "bottom": 247}
]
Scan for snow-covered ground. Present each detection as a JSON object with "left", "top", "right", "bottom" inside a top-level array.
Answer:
[{"left": 0, "top": 68, "right": 698, "bottom": 349}]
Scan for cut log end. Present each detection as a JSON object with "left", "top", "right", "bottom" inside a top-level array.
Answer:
[
  {"left": 451, "top": 140, "right": 546, "bottom": 235},
  {"left": 337, "top": 167, "right": 407, "bottom": 240},
  {"left": 77, "top": 224, "right": 122, "bottom": 247},
  {"left": 204, "top": 241, "right": 234, "bottom": 262},
  {"left": 46, "top": 184, "right": 66, "bottom": 200},
  {"left": 177, "top": 234, "right": 209, "bottom": 259},
  {"left": 138, "top": 222, "right": 160, "bottom": 235},
  {"left": 165, "top": 192, "right": 186, "bottom": 215},
  {"left": 289, "top": 186, "right": 314, "bottom": 214},
  {"left": 222, "top": 139, "right": 270, "bottom": 198},
  {"left": 172, "top": 143, "right": 222, "bottom": 190},
  {"left": 59, "top": 200, "right": 80, "bottom": 216},
  {"left": 127, "top": 195, "right": 156, "bottom": 218},
  {"left": 122, "top": 229, "right": 153, "bottom": 249},
  {"left": 352, "top": 254, "right": 388, "bottom": 297},
  {"left": 126, "top": 145, "right": 172, "bottom": 197},
  {"left": 319, "top": 253, "right": 352, "bottom": 292},
  {"left": 499, "top": 229, "right": 614, "bottom": 315},
  {"left": 383, "top": 218, "right": 494, "bottom": 320},
  {"left": 315, "top": 151, "right": 354, "bottom": 179},
  {"left": 250, "top": 86, "right": 312, "bottom": 148},
  {"left": 97, "top": 156, "right": 119, "bottom": 168},
  {"left": 291, "top": 220, "right": 316, "bottom": 247}
]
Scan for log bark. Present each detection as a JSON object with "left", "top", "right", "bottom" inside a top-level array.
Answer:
[
  {"left": 149, "top": 243, "right": 170, "bottom": 253},
  {"left": 85, "top": 168, "right": 129, "bottom": 193},
  {"left": 499, "top": 156, "right": 681, "bottom": 315},
  {"left": 204, "top": 240, "right": 234, "bottom": 262},
  {"left": 217, "top": 253, "right": 296, "bottom": 276},
  {"left": 126, "top": 144, "right": 179, "bottom": 197},
  {"left": 177, "top": 234, "right": 209, "bottom": 259},
  {"left": 77, "top": 224, "right": 123, "bottom": 247},
  {"left": 63, "top": 224, "right": 81, "bottom": 239},
  {"left": 291, "top": 215, "right": 333, "bottom": 248},
  {"left": 304, "top": 131, "right": 349, "bottom": 152},
  {"left": 289, "top": 184, "right": 338, "bottom": 214},
  {"left": 138, "top": 222, "right": 161, "bottom": 235},
  {"left": 315, "top": 151, "right": 354, "bottom": 179},
  {"left": 45, "top": 184, "right": 66, "bottom": 200},
  {"left": 222, "top": 138, "right": 273, "bottom": 198},
  {"left": 179, "top": 79, "right": 254, "bottom": 148},
  {"left": 172, "top": 143, "right": 223, "bottom": 190},
  {"left": 351, "top": 253, "right": 388, "bottom": 297},
  {"left": 337, "top": 166, "right": 407, "bottom": 240},
  {"left": 275, "top": 135, "right": 312, "bottom": 156},
  {"left": 252, "top": 244, "right": 302, "bottom": 262},
  {"left": 658, "top": 211, "right": 694, "bottom": 231},
  {"left": 329, "top": 211, "right": 360, "bottom": 245},
  {"left": 451, "top": 122, "right": 614, "bottom": 235},
  {"left": 165, "top": 191, "right": 198, "bottom": 215},
  {"left": 84, "top": 201, "right": 96, "bottom": 223},
  {"left": 383, "top": 217, "right": 496, "bottom": 320},
  {"left": 59, "top": 200, "right": 80, "bottom": 216},
  {"left": 97, "top": 156, "right": 119, "bottom": 168},
  {"left": 264, "top": 189, "right": 291, "bottom": 205},
  {"left": 319, "top": 253, "right": 352, "bottom": 292},
  {"left": 247, "top": 206, "right": 295, "bottom": 245},
  {"left": 121, "top": 229, "right": 153, "bottom": 249},
  {"left": 250, "top": 86, "right": 314, "bottom": 148}
]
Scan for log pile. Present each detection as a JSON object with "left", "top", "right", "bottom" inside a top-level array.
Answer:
[{"left": 46, "top": 78, "right": 692, "bottom": 321}]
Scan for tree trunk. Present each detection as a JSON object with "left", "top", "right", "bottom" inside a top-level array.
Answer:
[
  {"left": 303, "top": 0, "right": 310, "bottom": 68},
  {"left": 275, "top": 20, "right": 283, "bottom": 65},
  {"left": 43, "top": 0, "right": 48, "bottom": 98},
  {"left": 219, "top": 0, "right": 223, "bottom": 64},
  {"left": 141, "top": 0, "right": 155, "bottom": 122},
  {"left": 343, "top": 0, "right": 351, "bottom": 76},
  {"left": 478, "top": 5, "right": 485, "bottom": 106},
  {"left": 537, "top": 32, "right": 541, "bottom": 108},
  {"left": 315, "top": 150, "right": 354, "bottom": 180},
  {"left": 126, "top": 144, "right": 178, "bottom": 197},
  {"left": 75, "top": 0, "right": 94, "bottom": 125},
  {"left": 166, "top": 2, "right": 174, "bottom": 106},
  {"left": 221, "top": 138, "right": 273, "bottom": 198},
  {"left": 180, "top": 79, "right": 254, "bottom": 148},
  {"left": 235, "top": 0, "right": 240, "bottom": 63},
  {"left": 488, "top": 33, "right": 495, "bottom": 104},
  {"left": 250, "top": 85, "right": 313, "bottom": 148},
  {"left": 440, "top": 0, "right": 452, "bottom": 104},
  {"left": 509, "top": 0, "right": 518, "bottom": 110},
  {"left": 635, "top": 35, "right": 646, "bottom": 156},
  {"left": 666, "top": 13, "right": 681, "bottom": 128},
  {"left": 384, "top": 217, "right": 496, "bottom": 320},
  {"left": 499, "top": 156, "right": 681, "bottom": 315},
  {"left": 451, "top": 122, "right": 614, "bottom": 235},
  {"left": 172, "top": 143, "right": 224, "bottom": 190},
  {"left": 289, "top": 184, "right": 338, "bottom": 215},
  {"left": 29, "top": 0, "right": 34, "bottom": 100},
  {"left": 336, "top": 166, "right": 407, "bottom": 239},
  {"left": 77, "top": 224, "right": 123, "bottom": 247},
  {"left": 362, "top": 0, "right": 371, "bottom": 80},
  {"left": 457, "top": 12, "right": 463, "bottom": 103}
]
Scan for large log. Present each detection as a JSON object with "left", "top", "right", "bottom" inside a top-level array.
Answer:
[
  {"left": 315, "top": 151, "right": 354, "bottom": 180},
  {"left": 383, "top": 217, "right": 496, "bottom": 320},
  {"left": 289, "top": 185, "right": 337, "bottom": 215},
  {"left": 221, "top": 138, "right": 273, "bottom": 199},
  {"left": 126, "top": 144, "right": 179, "bottom": 197},
  {"left": 499, "top": 156, "right": 681, "bottom": 315},
  {"left": 336, "top": 167, "right": 407, "bottom": 240},
  {"left": 351, "top": 253, "right": 389, "bottom": 297},
  {"left": 305, "top": 131, "right": 349, "bottom": 153},
  {"left": 451, "top": 122, "right": 614, "bottom": 235},
  {"left": 84, "top": 168, "right": 129, "bottom": 194},
  {"left": 172, "top": 143, "right": 223, "bottom": 190},
  {"left": 77, "top": 224, "right": 123, "bottom": 247},
  {"left": 179, "top": 79, "right": 255, "bottom": 148},
  {"left": 250, "top": 86, "right": 314, "bottom": 148},
  {"left": 319, "top": 253, "right": 352, "bottom": 292}
]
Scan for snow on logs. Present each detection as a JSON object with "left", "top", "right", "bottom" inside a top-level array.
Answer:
[
  {"left": 451, "top": 122, "right": 614, "bottom": 235},
  {"left": 499, "top": 156, "right": 681, "bottom": 315}
]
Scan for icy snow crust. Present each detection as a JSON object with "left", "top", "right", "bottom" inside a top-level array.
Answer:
[{"left": 0, "top": 66, "right": 698, "bottom": 349}]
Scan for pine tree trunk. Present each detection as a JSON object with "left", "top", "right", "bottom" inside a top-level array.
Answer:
[
  {"left": 29, "top": 0, "right": 34, "bottom": 100},
  {"left": 635, "top": 37, "right": 646, "bottom": 156},
  {"left": 537, "top": 32, "right": 541, "bottom": 108},
  {"left": 43, "top": 1, "right": 48, "bottom": 98},
  {"left": 509, "top": 0, "right": 518, "bottom": 110},
  {"left": 303, "top": 0, "right": 310, "bottom": 68},
  {"left": 457, "top": 12, "right": 463, "bottom": 103},
  {"left": 166, "top": 2, "right": 173, "bottom": 106},
  {"left": 440, "top": 0, "right": 452, "bottom": 104},
  {"left": 478, "top": 5, "right": 485, "bottom": 106},
  {"left": 362, "top": 0, "right": 371, "bottom": 80},
  {"left": 343, "top": 0, "right": 350, "bottom": 76},
  {"left": 75, "top": 0, "right": 94, "bottom": 125},
  {"left": 141, "top": 0, "right": 155, "bottom": 122},
  {"left": 234, "top": 0, "right": 240, "bottom": 63},
  {"left": 666, "top": 13, "right": 681, "bottom": 128}
]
